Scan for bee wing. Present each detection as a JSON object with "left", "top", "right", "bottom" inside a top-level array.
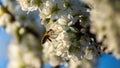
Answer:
[{"left": 50, "top": 34, "right": 58, "bottom": 39}]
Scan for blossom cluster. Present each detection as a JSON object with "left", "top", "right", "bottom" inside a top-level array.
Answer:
[{"left": 18, "top": 0, "right": 99, "bottom": 67}]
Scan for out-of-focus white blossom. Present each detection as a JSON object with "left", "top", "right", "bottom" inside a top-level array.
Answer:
[
  {"left": 23, "top": 52, "right": 40, "bottom": 68},
  {"left": 0, "top": 0, "right": 45, "bottom": 68},
  {"left": 8, "top": 40, "right": 41, "bottom": 68},
  {"left": 19, "top": 28, "right": 25, "bottom": 35},
  {"left": 18, "top": 0, "right": 42, "bottom": 12},
  {"left": 84, "top": 0, "right": 120, "bottom": 59},
  {"left": 49, "top": 55, "right": 62, "bottom": 67},
  {"left": 0, "top": 13, "right": 12, "bottom": 26}
]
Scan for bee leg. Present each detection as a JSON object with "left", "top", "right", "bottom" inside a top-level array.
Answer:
[
  {"left": 42, "top": 36, "right": 47, "bottom": 44},
  {"left": 42, "top": 39, "right": 45, "bottom": 44},
  {"left": 48, "top": 38, "right": 52, "bottom": 42}
]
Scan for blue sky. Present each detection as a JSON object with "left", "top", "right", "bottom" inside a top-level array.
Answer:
[
  {"left": 0, "top": 27, "right": 12, "bottom": 68},
  {"left": 98, "top": 54, "right": 120, "bottom": 68}
]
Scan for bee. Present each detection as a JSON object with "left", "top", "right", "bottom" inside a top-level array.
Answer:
[{"left": 42, "top": 29, "right": 54, "bottom": 44}]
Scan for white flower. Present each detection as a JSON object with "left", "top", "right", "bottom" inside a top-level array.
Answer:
[
  {"left": 84, "top": 46, "right": 94, "bottom": 60},
  {"left": 58, "top": 15, "right": 70, "bottom": 25},
  {"left": 18, "top": 0, "right": 41, "bottom": 11},
  {"left": 39, "top": 6, "right": 52, "bottom": 19},
  {"left": 69, "top": 55, "right": 81, "bottom": 68}
]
